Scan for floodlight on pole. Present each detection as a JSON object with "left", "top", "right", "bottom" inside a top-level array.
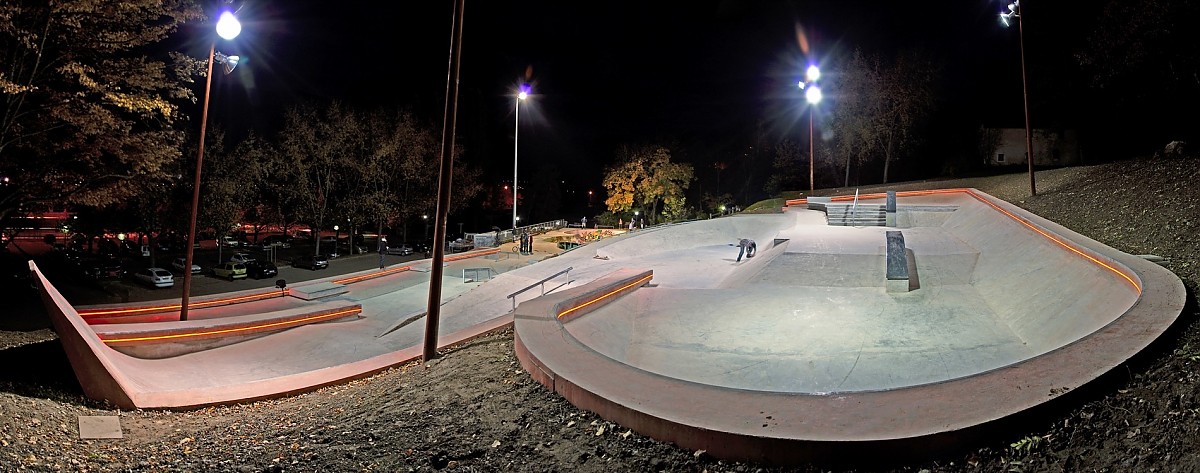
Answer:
[
  {"left": 181, "top": 5, "right": 241, "bottom": 322},
  {"left": 798, "top": 64, "right": 822, "bottom": 192},
  {"left": 1000, "top": 0, "right": 1037, "bottom": 196},
  {"left": 513, "top": 84, "right": 529, "bottom": 232}
]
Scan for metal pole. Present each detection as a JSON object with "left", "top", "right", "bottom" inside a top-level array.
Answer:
[
  {"left": 513, "top": 96, "right": 519, "bottom": 230},
  {"left": 180, "top": 41, "right": 216, "bottom": 322},
  {"left": 424, "top": 0, "right": 465, "bottom": 361},
  {"left": 1018, "top": 10, "right": 1036, "bottom": 196},
  {"left": 809, "top": 107, "right": 815, "bottom": 192}
]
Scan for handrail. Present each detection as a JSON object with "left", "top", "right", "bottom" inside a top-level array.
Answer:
[
  {"left": 849, "top": 188, "right": 860, "bottom": 225},
  {"left": 507, "top": 266, "right": 573, "bottom": 310}
]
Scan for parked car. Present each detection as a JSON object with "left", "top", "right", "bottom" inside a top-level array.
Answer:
[
  {"left": 448, "top": 238, "right": 474, "bottom": 253},
  {"left": 133, "top": 267, "right": 174, "bottom": 288},
  {"left": 97, "top": 238, "right": 120, "bottom": 257},
  {"left": 385, "top": 244, "right": 413, "bottom": 256},
  {"left": 244, "top": 260, "right": 278, "bottom": 279},
  {"left": 229, "top": 252, "right": 256, "bottom": 264},
  {"left": 410, "top": 241, "right": 433, "bottom": 254},
  {"left": 220, "top": 235, "right": 248, "bottom": 248},
  {"left": 292, "top": 254, "right": 329, "bottom": 270},
  {"left": 212, "top": 262, "right": 248, "bottom": 280},
  {"left": 171, "top": 257, "right": 202, "bottom": 274},
  {"left": 155, "top": 239, "right": 181, "bottom": 253},
  {"left": 256, "top": 235, "right": 293, "bottom": 250},
  {"left": 79, "top": 256, "right": 126, "bottom": 280}
]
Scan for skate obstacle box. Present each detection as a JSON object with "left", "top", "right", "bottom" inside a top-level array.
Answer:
[{"left": 885, "top": 230, "right": 910, "bottom": 293}]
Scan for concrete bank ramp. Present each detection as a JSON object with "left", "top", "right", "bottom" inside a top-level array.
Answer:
[{"left": 514, "top": 188, "right": 1186, "bottom": 465}]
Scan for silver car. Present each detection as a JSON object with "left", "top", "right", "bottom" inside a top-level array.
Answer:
[
  {"left": 385, "top": 244, "right": 413, "bottom": 256},
  {"left": 171, "top": 257, "right": 201, "bottom": 274},
  {"left": 133, "top": 267, "right": 174, "bottom": 288}
]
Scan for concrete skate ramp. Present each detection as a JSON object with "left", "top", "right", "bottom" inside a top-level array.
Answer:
[
  {"left": 571, "top": 190, "right": 1142, "bottom": 373},
  {"left": 514, "top": 188, "right": 1186, "bottom": 465},
  {"left": 29, "top": 251, "right": 515, "bottom": 410}
]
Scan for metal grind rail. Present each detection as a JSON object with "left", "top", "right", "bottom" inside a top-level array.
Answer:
[{"left": 507, "top": 266, "right": 573, "bottom": 310}]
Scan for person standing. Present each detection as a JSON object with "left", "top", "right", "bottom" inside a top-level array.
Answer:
[
  {"left": 581, "top": 216, "right": 588, "bottom": 228},
  {"left": 733, "top": 238, "right": 749, "bottom": 262},
  {"left": 377, "top": 236, "right": 388, "bottom": 269}
]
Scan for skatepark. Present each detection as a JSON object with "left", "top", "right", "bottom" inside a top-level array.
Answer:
[{"left": 29, "top": 188, "right": 1185, "bottom": 464}]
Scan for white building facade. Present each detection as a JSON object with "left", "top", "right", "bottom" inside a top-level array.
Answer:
[{"left": 990, "top": 128, "right": 1081, "bottom": 167}]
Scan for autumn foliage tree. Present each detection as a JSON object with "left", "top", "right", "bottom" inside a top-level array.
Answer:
[
  {"left": 602, "top": 145, "right": 693, "bottom": 224},
  {"left": 0, "top": 0, "right": 205, "bottom": 229}
]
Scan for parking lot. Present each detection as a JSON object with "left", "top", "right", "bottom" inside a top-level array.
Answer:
[{"left": 11, "top": 238, "right": 427, "bottom": 306}]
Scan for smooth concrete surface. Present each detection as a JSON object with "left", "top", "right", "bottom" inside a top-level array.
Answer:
[
  {"left": 77, "top": 416, "right": 122, "bottom": 439},
  {"left": 513, "top": 188, "right": 1186, "bottom": 464},
  {"left": 30, "top": 188, "right": 1186, "bottom": 465},
  {"left": 34, "top": 245, "right": 579, "bottom": 409},
  {"left": 559, "top": 190, "right": 1143, "bottom": 393}
]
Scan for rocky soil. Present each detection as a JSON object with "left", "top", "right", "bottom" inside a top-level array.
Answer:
[{"left": 1, "top": 156, "right": 1197, "bottom": 472}]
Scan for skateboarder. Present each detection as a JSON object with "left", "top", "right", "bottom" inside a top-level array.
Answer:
[
  {"left": 746, "top": 239, "right": 756, "bottom": 258},
  {"left": 733, "top": 238, "right": 750, "bottom": 262}
]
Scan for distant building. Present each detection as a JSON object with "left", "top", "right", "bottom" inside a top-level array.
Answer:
[{"left": 988, "top": 128, "right": 1082, "bottom": 167}]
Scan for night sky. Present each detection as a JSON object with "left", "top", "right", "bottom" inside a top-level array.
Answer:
[{"left": 195, "top": 1, "right": 1100, "bottom": 206}]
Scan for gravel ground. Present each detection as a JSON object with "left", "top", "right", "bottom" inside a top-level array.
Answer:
[{"left": 1, "top": 155, "right": 1198, "bottom": 472}]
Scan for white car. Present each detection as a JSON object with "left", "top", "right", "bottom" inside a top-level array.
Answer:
[
  {"left": 385, "top": 244, "right": 413, "bottom": 256},
  {"left": 229, "top": 252, "right": 256, "bottom": 264},
  {"left": 171, "top": 257, "right": 201, "bottom": 274},
  {"left": 133, "top": 267, "right": 174, "bottom": 288}
]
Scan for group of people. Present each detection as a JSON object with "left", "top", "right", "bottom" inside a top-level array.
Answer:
[
  {"left": 734, "top": 238, "right": 756, "bottom": 262},
  {"left": 517, "top": 232, "right": 534, "bottom": 255},
  {"left": 615, "top": 217, "right": 645, "bottom": 231}
]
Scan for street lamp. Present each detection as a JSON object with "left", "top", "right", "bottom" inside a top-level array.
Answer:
[
  {"left": 513, "top": 83, "right": 530, "bottom": 231},
  {"left": 332, "top": 225, "right": 340, "bottom": 257},
  {"left": 1001, "top": 0, "right": 1036, "bottom": 196},
  {"left": 798, "top": 64, "right": 822, "bottom": 192},
  {"left": 181, "top": 6, "right": 241, "bottom": 322}
]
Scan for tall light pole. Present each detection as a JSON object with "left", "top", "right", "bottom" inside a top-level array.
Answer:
[
  {"left": 181, "top": 7, "right": 241, "bottom": 321},
  {"left": 424, "top": 0, "right": 465, "bottom": 361},
  {"left": 1002, "top": 0, "right": 1037, "bottom": 196},
  {"left": 332, "top": 225, "right": 340, "bottom": 257},
  {"left": 798, "top": 65, "right": 822, "bottom": 192},
  {"left": 513, "top": 84, "right": 529, "bottom": 231}
]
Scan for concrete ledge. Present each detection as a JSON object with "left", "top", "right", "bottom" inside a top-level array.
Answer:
[
  {"left": 78, "top": 287, "right": 290, "bottom": 323},
  {"left": 92, "top": 302, "right": 363, "bottom": 359},
  {"left": 552, "top": 268, "right": 653, "bottom": 323},
  {"left": 886, "top": 191, "right": 897, "bottom": 226},
  {"left": 289, "top": 282, "right": 348, "bottom": 300},
  {"left": 885, "top": 230, "right": 909, "bottom": 293}
]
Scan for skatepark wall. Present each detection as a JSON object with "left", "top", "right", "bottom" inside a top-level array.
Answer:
[
  {"left": 29, "top": 261, "right": 138, "bottom": 409},
  {"left": 937, "top": 193, "right": 1140, "bottom": 350}
]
